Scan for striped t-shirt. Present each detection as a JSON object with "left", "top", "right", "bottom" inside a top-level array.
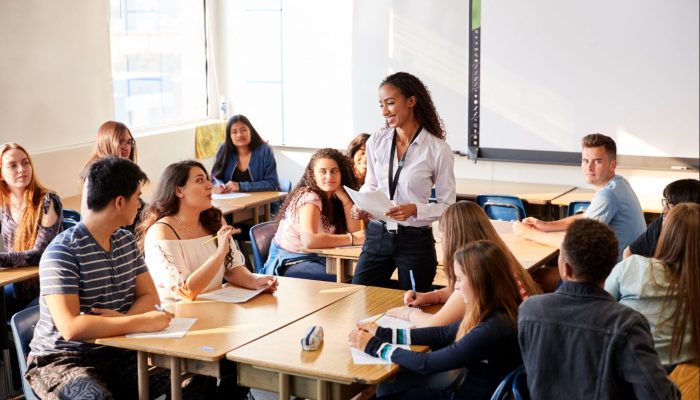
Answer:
[{"left": 29, "top": 223, "right": 149, "bottom": 356}]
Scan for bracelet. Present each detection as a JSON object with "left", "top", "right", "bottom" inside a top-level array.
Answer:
[
  {"left": 348, "top": 232, "right": 353, "bottom": 246},
  {"left": 434, "top": 289, "right": 443, "bottom": 304}
]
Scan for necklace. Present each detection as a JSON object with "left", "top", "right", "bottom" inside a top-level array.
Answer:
[{"left": 174, "top": 215, "right": 200, "bottom": 234}]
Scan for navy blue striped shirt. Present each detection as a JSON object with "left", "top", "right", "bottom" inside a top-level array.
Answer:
[{"left": 29, "top": 223, "right": 148, "bottom": 356}]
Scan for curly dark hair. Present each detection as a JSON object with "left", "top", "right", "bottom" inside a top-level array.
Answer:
[
  {"left": 211, "top": 114, "right": 266, "bottom": 180},
  {"left": 275, "top": 148, "right": 358, "bottom": 233},
  {"left": 561, "top": 219, "right": 619, "bottom": 283},
  {"left": 380, "top": 72, "right": 446, "bottom": 140},
  {"left": 136, "top": 160, "right": 223, "bottom": 249}
]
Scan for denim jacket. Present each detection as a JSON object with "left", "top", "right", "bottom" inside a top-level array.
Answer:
[
  {"left": 518, "top": 281, "right": 679, "bottom": 400},
  {"left": 212, "top": 143, "right": 279, "bottom": 192}
]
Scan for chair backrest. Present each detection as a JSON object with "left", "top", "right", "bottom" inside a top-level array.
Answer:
[
  {"left": 62, "top": 208, "right": 81, "bottom": 230},
  {"left": 491, "top": 364, "right": 524, "bottom": 400},
  {"left": 511, "top": 365, "right": 529, "bottom": 400},
  {"left": 476, "top": 195, "right": 527, "bottom": 221},
  {"left": 249, "top": 221, "right": 278, "bottom": 273},
  {"left": 10, "top": 306, "right": 40, "bottom": 400},
  {"left": 567, "top": 200, "right": 591, "bottom": 217},
  {"left": 278, "top": 177, "right": 292, "bottom": 193}
]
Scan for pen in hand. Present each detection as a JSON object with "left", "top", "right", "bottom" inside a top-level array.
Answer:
[{"left": 409, "top": 269, "right": 417, "bottom": 300}]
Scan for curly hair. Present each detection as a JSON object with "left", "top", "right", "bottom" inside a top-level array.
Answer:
[
  {"left": 561, "top": 219, "right": 619, "bottom": 283},
  {"left": 136, "top": 160, "right": 222, "bottom": 249},
  {"left": 275, "top": 148, "right": 358, "bottom": 233},
  {"left": 380, "top": 72, "right": 445, "bottom": 140}
]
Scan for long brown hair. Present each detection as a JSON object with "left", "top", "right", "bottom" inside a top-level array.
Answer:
[
  {"left": 653, "top": 203, "right": 700, "bottom": 365},
  {"left": 380, "top": 72, "right": 445, "bottom": 140},
  {"left": 454, "top": 241, "right": 522, "bottom": 340},
  {"left": 275, "top": 148, "right": 358, "bottom": 233},
  {"left": 136, "top": 160, "right": 222, "bottom": 249},
  {"left": 82, "top": 121, "right": 137, "bottom": 178},
  {"left": 439, "top": 201, "right": 540, "bottom": 296},
  {"left": 0, "top": 143, "right": 51, "bottom": 251}
]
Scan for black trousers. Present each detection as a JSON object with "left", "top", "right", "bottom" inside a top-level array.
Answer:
[{"left": 351, "top": 220, "right": 437, "bottom": 291}]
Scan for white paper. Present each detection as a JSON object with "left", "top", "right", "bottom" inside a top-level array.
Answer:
[
  {"left": 344, "top": 186, "right": 396, "bottom": 223},
  {"left": 360, "top": 314, "right": 412, "bottom": 330},
  {"left": 197, "top": 286, "right": 265, "bottom": 303},
  {"left": 126, "top": 317, "right": 197, "bottom": 339},
  {"left": 211, "top": 192, "right": 251, "bottom": 200},
  {"left": 351, "top": 345, "right": 410, "bottom": 365}
]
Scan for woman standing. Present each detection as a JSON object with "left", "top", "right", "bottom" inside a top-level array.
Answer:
[
  {"left": 211, "top": 114, "right": 279, "bottom": 194},
  {"left": 81, "top": 121, "right": 143, "bottom": 232},
  {"left": 0, "top": 143, "right": 63, "bottom": 315},
  {"left": 263, "top": 148, "right": 364, "bottom": 281},
  {"left": 138, "top": 160, "right": 277, "bottom": 305},
  {"left": 351, "top": 72, "right": 455, "bottom": 290}
]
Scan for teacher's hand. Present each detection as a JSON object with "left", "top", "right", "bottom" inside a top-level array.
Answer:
[
  {"left": 385, "top": 203, "right": 417, "bottom": 221},
  {"left": 350, "top": 205, "right": 371, "bottom": 220}
]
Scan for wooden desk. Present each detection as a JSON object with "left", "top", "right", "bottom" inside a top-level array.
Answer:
[
  {"left": 227, "top": 286, "right": 429, "bottom": 400},
  {"left": 310, "top": 220, "right": 562, "bottom": 283},
  {"left": 96, "top": 277, "right": 361, "bottom": 400},
  {"left": 0, "top": 267, "right": 39, "bottom": 396},
  {"left": 551, "top": 187, "right": 663, "bottom": 214},
  {"left": 211, "top": 191, "right": 286, "bottom": 224},
  {"left": 456, "top": 178, "right": 575, "bottom": 205}
]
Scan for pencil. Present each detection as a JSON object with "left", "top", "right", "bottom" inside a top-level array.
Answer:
[
  {"left": 368, "top": 312, "right": 386, "bottom": 326},
  {"left": 201, "top": 235, "right": 217, "bottom": 245}
]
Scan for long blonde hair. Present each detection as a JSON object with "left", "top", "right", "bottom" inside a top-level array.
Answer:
[
  {"left": 439, "top": 201, "right": 540, "bottom": 296},
  {"left": 454, "top": 241, "right": 522, "bottom": 340},
  {"left": 0, "top": 143, "right": 50, "bottom": 251},
  {"left": 81, "top": 121, "right": 136, "bottom": 177},
  {"left": 654, "top": 203, "right": 700, "bottom": 365}
]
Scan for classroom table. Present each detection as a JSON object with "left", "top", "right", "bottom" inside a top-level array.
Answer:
[
  {"left": 455, "top": 178, "right": 576, "bottom": 206},
  {"left": 211, "top": 191, "right": 286, "bottom": 224},
  {"left": 307, "top": 220, "right": 563, "bottom": 283},
  {"left": 0, "top": 266, "right": 39, "bottom": 397},
  {"left": 551, "top": 187, "right": 663, "bottom": 215},
  {"left": 95, "top": 277, "right": 360, "bottom": 400},
  {"left": 227, "top": 285, "right": 430, "bottom": 400}
]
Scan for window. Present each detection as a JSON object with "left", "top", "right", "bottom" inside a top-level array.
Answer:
[{"left": 109, "top": 0, "right": 207, "bottom": 129}]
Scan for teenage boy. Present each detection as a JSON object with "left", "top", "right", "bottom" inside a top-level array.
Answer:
[
  {"left": 26, "top": 157, "right": 171, "bottom": 399},
  {"left": 518, "top": 219, "right": 679, "bottom": 399},
  {"left": 514, "top": 133, "right": 646, "bottom": 259}
]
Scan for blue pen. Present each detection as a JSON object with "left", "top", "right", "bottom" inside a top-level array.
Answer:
[
  {"left": 409, "top": 269, "right": 417, "bottom": 300},
  {"left": 212, "top": 177, "right": 225, "bottom": 187}
]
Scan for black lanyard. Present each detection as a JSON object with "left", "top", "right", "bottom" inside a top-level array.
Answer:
[{"left": 388, "top": 126, "right": 422, "bottom": 200}]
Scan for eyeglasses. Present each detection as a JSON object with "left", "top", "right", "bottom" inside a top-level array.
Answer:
[
  {"left": 661, "top": 198, "right": 674, "bottom": 209},
  {"left": 119, "top": 139, "right": 136, "bottom": 147}
]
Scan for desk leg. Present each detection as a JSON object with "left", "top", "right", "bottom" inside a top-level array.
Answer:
[
  {"left": 264, "top": 204, "right": 271, "bottom": 222},
  {"left": 252, "top": 207, "right": 260, "bottom": 225},
  {"left": 317, "top": 379, "right": 328, "bottom": 400},
  {"left": 341, "top": 259, "right": 353, "bottom": 283},
  {"left": 170, "top": 357, "right": 182, "bottom": 400},
  {"left": 137, "top": 351, "right": 149, "bottom": 400},
  {"left": 279, "top": 373, "right": 290, "bottom": 399}
]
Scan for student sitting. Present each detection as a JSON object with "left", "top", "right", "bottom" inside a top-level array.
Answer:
[
  {"left": 263, "top": 148, "right": 364, "bottom": 281},
  {"left": 518, "top": 219, "right": 679, "bottom": 399},
  {"left": 346, "top": 132, "right": 370, "bottom": 186},
  {"left": 26, "top": 157, "right": 172, "bottom": 399},
  {"left": 386, "top": 201, "right": 540, "bottom": 327},
  {"left": 138, "top": 160, "right": 277, "bottom": 306},
  {"left": 0, "top": 143, "right": 63, "bottom": 317},
  {"left": 349, "top": 241, "right": 523, "bottom": 400},
  {"left": 606, "top": 203, "right": 699, "bottom": 370},
  {"left": 514, "top": 133, "right": 645, "bottom": 259},
  {"left": 624, "top": 178, "right": 699, "bottom": 258}
]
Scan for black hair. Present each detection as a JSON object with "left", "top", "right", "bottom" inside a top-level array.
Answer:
[
  {"left": 380, "top": 72, "right": 446, "bottom": 140},
  {"left": 664, "top": 178, "right": 700, "bottom": 206},
  {"left": 86, "top": 156, "right": 148, "bottom": 211},
  {"left": 561, "top": 219, "right": 619, "bottom": 283}
]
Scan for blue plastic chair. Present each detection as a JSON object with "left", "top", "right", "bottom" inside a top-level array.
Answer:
[
  {"left": 490, "top": 365, "right": 523, "bottom": 400},
  {"left": 278, "top": 177, "right": 292, "bottom": 193},
  {"left": 567, "top": 200, "right": 591, "bottom": 217},
  {"left": 476, "top": 195, "right": 527, "bottom": 221},
  {"left": 10, "top": 306, "right": 40, "bottom": 400},
  {"left": 511, "top": 365, "right": 529, "bottom": 400},
  {"left": 249, "top": 221, "right": 277, "bottom": 273},
  {"left": 62, "top": 208, "right": 81, "bottom": 230}
]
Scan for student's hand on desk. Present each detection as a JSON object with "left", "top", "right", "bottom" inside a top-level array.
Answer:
[
  {"left": 386, "top": 305, "right": 424, "bottom": 322},
  {"left": 212, "top": 184, "right": 228, "bottom": 194},
  {"left": 257, "top": 275, "right": 279, "bottom": 293},
  {"left": 224, "top": 181, "right": 240, "bottom": 192},
  {"left": 385, "top": 204, "right": 417, "bottom": 221},
  {"left": 141, "top": 310, "right": 173, "bottom": 332},
  {"left": 351, "top": 230, "right": 366, "bottom": 245},
  {"left": 89, "top": 308, "right": 123, "bottom": 317},
  {"left": 521, "top": 217, "right": 545, "bottom": 231},
  {"left": 512, "top": 220, "right": 534, "bottom": 237},
  {"left": 350, "top": 205, "right": 371, "bottom": 220},
  {"left": 403, "top": 290, "right": 430, "bottom": 307},
  {"left": 348, "top": 324, "right": 375, "bottom": 350}
]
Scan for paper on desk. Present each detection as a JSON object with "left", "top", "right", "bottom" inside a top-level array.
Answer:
[
  {"left": 197, "top": 286, "right": 265, "bottom": 303},
  {"left": 360, "top": 314, "right": 412, "bottom": 330},
  {"left": 212, "top": 192, "right": 251, "bottom": 200},
  {"left": 344, "top": 186, "right": 397, "bottom": 225},
  {"left": 351, "top": 345, "right": 410, "bottom": 365},
  {"left": 126, "top": 317, "right": 197, "bottom": 339}
]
